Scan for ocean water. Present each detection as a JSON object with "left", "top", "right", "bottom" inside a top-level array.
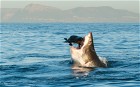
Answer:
[{"left": 0, "top": 23, "right": 139, "bottom": 87}]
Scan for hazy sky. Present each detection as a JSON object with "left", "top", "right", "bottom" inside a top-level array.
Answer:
[{"left": 0, "top": 0, "right": 139, "bottom": 13}]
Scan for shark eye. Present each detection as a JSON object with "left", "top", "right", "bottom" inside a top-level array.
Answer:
[
  {"left": 89, "top": 40, "right": 92, "bottom": 42},
  {"left": 89, "top": 40, "right": 92, "bottom": 44}
]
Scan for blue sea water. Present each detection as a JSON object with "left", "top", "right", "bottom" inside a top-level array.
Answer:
[{"left": 0, "top": 23, "right": 140, "bottom": 87}]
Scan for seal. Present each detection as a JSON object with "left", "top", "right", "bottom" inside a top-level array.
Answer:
[
  {"left": 70, "top": 32, "right": 107, "bottom": 68},
  {"left": 64, "top": 35, "right": 84, "bottom": 48}
]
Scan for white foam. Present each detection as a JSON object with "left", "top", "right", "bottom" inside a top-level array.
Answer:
[{"left": 99, "top": 56, "right": 108, "bottom": 67}]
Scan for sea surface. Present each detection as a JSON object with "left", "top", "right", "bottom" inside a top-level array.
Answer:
[{"left": 0, "top": 23, "right": 139, "bottom": 87}]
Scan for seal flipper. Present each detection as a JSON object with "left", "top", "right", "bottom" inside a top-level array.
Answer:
[
  {"left": 69, "top": 43, "right": 72, "bottom": 46},
  {"left": 64, "top": 38, "right": 68, "bottom": 42},
  {"left": 64, "top": 38, "right": 73, "bottom": 46}
]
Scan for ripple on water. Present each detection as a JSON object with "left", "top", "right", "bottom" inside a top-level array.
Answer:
[{"left": 0, "top": 23, "right": 139, "bottom": 87}]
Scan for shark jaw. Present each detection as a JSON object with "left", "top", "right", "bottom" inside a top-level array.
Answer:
[{"left": 70, "top": 32, "right": 107, "bottom": 68}]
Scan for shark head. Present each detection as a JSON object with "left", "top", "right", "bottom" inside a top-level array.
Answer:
[
  {"left": 70, "top": 32, "right": 107, "bottom": 68},
  {"left": 82, "top": 32, "right": 94, "bottom": 50}
]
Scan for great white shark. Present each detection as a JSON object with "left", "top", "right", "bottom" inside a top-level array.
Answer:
[{"left": 70, "top": 32, "right": 107, "bottom": 68}]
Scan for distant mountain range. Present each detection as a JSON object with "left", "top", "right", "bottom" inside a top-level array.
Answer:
[{"left": 1, "top": 4, "right": 139, "bottom": 23}]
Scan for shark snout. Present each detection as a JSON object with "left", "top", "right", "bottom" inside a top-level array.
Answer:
[{"left": 88, "top": 32, "right": 92, "bottom": 37}]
